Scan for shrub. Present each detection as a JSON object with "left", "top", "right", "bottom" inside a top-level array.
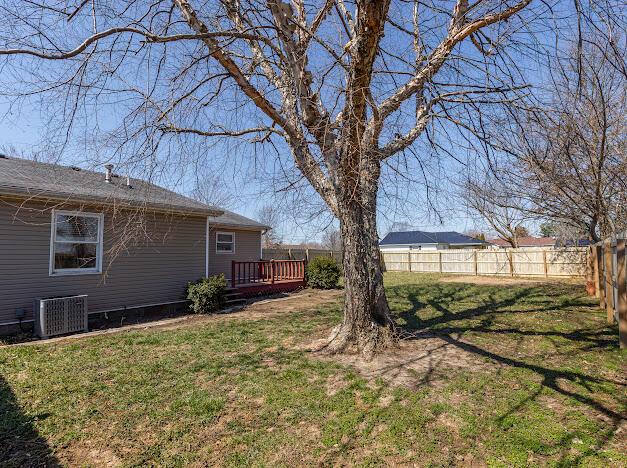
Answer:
[
  {"left": 186, "top": 274, "right": 228, "bottom": 313},
  {"left": 306, "top": 256, "right": 341, "bottom": 289}
]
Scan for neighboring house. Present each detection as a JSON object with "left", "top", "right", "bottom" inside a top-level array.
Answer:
[
  {"left": 488, "top": 236, "right": 591, "bottom": 249},
  {"left": 379, "top": 230, "right": 489, "bottom": 251},
  {"left": 488, "top": 236, "right": 556, "bottom": 249},
  {"left": 0, "top": 155, "right": 268, "bottom": 334}
]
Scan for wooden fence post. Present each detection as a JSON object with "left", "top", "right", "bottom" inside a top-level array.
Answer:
[
  {"left": 408, "top": 251, "right": 412, "bottom": 272},
  {"left": 604, "top": 240, "right": 615, "bottom": 324},
  {"left": 438, "top": 251, "right": 442, "bottom": 273},
  {"left": 305, "top": 248, "right": 310, "bottom": 262},
  {"left": 584, "top": 246, "right": 596, "bottom": 295},
  {"left": 474, "top": 250, "right": 478, "bottom": 276},
  {"left": 592, "top": 245, "right": 601, "bottom": 298},
  {"left": 616, "top": 238, "right": 626, "bottom": 349},
  {"left": 543, "top": 250, "right": 548, "bottom": 278},
  {"left": 597, "top": 245, "right": 606, "bottom": 308}
]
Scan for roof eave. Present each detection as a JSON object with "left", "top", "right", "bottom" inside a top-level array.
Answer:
[
  {"left": 208, "top": 222, "right": 268, "bottom": 231},
  {"left": 0, "top": 187, "right": 223, "bottom": 217}
]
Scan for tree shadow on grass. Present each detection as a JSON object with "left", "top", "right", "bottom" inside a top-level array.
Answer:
[
  {"left": 383, "top": 282, "right": 625, "bottom": 459},
  {"left": 389, "top": 283, "right": 616, "bottom": 350},
  {"left": 0, "top": 375, "right": 58, "bottom": 467}
]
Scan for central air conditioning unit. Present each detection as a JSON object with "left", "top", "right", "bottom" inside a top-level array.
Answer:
[{"left": 34, "top": 295, "right": 88, "bottom": 339}]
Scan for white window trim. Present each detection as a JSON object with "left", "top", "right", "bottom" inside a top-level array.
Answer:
[
  {"left": 49, "top": 210, "right": 104, "bottom": 276},
  {"left": 215, "top": 231, "right": 235, "bottom": 254}
]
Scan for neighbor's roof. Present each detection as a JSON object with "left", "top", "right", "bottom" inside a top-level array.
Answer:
[
  {"left": 0, "top": 155, "right": 222, "bottom": 216},
  {"left": 380, "top": 230, "right": 488, "bottom": 246},
  {"left": 488, "top": 236, "right": 556, "bottom": 247},
  {"left": 209, "top": 208, "right": 269, "bottom": 231}
]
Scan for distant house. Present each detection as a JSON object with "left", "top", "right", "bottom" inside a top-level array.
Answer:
[
  {"left": 488, "top": 236, "right": 591, "bottom": 249},
  {"left": 379, "top": 230, "right": 489, "bottom": 251},
  {"left": 488, "top": 236, "right": 557, "bottom": 249},
  {"left": 0, "top": 155, "right": 270, "bottom": 335}
]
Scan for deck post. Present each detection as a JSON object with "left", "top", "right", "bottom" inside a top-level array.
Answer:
[
  {"left": 231, "top": 261, "right": 237, "bottom": 288},
  {"left": 616, "top": 238, "right": 627, "bottom": 349},
  {"left": 270, "top": 260, "right": 275, "bottom": 284},
  {"left": 604, "top": 240, "right": 615, "bottom": 324}
]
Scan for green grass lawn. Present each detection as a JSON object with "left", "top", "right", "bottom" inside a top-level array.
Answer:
[{"left": 1, "top": 273, "right": 625, "bottom": 467}]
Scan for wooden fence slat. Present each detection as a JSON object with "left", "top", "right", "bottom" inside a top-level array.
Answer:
[
  {"left": 616, "top": 238, "right": 627, "bottom": 349},
  {"left": 592, "top": 245, "right": 601, "bottom": 298},
  {"left": 604, "top": 240, "right": 615, "bottom": 324},
  {"left": 379, "top": 247, "right": 587, "bottom": 278},
  {"left": 598, "top": 245, "right": 607, "bottom": 309}
]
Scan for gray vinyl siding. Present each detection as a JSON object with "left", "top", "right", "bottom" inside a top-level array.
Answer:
[
  {"left": 0, "top": 199, "right": 206, "bottom": 325},
  {"left": 206, "top": 227, "right": 262, "bottom": 279}
]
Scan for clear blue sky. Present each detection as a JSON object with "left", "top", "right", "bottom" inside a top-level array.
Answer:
[{"left": 0, "top": 0, "right": 577, "bottom": 243}]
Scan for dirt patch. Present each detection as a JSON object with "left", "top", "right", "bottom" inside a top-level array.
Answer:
[
  {"left": 439, "top": 275, "right": 583, "bottom": 287},
  {"left": 62, "top": 445, "right": 121, "bottom": 468},
  {"left": 154, "top": 289, "right": 342, "bottom": 331},
  {"left": 4, "top": 289, "right": 343, "bottom": 348},
  {"left": 307, "top": 335, "right": 496, "bottom": 388}
]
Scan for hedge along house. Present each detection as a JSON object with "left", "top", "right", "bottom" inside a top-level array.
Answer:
[
  {"left": 380, "top": 230, "right": 489, "bottom": 252},
  {"left": 0, "top": 155, "right": 269, "bottom": 335}
]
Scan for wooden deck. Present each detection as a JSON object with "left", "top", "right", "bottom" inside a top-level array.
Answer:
[{"left": 231, "top": 260, "right": 306, "bottom": 297}]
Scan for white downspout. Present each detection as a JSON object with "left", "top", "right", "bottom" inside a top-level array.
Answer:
[{"left": 205, "top": 217, "right": 209, "bottom": 277}]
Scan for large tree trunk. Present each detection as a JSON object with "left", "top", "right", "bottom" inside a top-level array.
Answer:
[{"left": 322, "top": 194, "right": 397, "bottom": 359}]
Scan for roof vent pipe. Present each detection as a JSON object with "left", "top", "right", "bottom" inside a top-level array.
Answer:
[
  {"left": 104, "top": 164, "right": 114, "bottom": 183},
  {"left": 126, "top": 175, "right": 132, "bottom": 188}
]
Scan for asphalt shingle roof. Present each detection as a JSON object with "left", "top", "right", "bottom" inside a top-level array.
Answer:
[
  {"left": 380, "top": 230, "right": 488, "bottom": 246},
  {"left": 0, "top": 156, "right": 263, "bottom": 231},
  {"left": 210, "top": 208, "right": 269, "bottom": 230}
]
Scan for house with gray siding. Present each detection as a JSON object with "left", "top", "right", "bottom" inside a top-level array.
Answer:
[{"left": 0, "top": 155, "right": 268, "bottom": 334}]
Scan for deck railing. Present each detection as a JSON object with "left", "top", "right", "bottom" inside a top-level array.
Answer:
[{"left": 231, "top": 259, "right": 306, "bottom": 287}]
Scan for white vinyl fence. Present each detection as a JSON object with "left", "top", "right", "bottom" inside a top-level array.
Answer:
[{"left": 381, "top": 248, "right": 587, "bottom": 278}]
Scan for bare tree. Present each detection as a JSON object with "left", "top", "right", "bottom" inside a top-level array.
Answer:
[
  {"left": 257, "top": 204, "right": 283, "bottom": 247},
  {"left": 321, "top": 229, "right": 341, "bottom": 251},
  {"left": 463, "top": 230, "right": 486, "bottom": 241},
  {"left": 386, "top": 221, "right": 414, "bottom": 235},
  {"left": 190, "top": 173, "right": 235, "bottom": 210},
  {"left": 0, "top": 0, "right": 541, "bottom": 357},
  {"left": 462, "top": 172, "right": 530, "bottom": 248},
  {"left": 493, "top": 35, "right": 627, "bottom": 241}
]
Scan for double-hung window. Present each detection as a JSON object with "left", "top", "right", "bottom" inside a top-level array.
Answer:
[
  {"left": 216, "top": 231, "right": 234, "bottom": 254},
  {"left": 50, "top": 211, "right": 104, "bottom": 275}
]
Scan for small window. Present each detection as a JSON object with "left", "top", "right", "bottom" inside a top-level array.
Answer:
[
  {"left": 216, "top": 231, "right": 234, "bottom": 254},
  {"left": 50, "top": 211, "right": 103, "bottom": 275}
]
